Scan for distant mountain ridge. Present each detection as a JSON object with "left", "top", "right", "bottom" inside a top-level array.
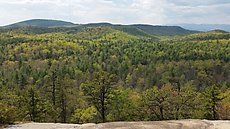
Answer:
[
  {"left": 3, "top": 19, "right": 199, "bottom": 36},
  {"left": 81, "top": 23, "right": 198, "bottom": 36},
  {"left": 178, "top": 24, "right": 230, "bottom": 32},
  {"left": 131, "top": 24, "right": 197, "bottom": 36},
  {"left": 6, "top": 19, "right": 76, "bottom": 28}
]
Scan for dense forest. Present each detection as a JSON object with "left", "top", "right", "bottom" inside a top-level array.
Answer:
[{"left": 0, "top": 25, "right": 230, "bottom": 124}]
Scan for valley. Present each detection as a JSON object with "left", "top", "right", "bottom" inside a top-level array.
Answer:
[{"left": 0, "top": 19, "right": 230, "bottom": 126}]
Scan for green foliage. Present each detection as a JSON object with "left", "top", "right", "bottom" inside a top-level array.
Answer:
[
  {"left": 113, "top": 25, "right": 155, "bottom": 38},
  {"left": 219, "top": 89, "right": 230, "bottom": 119},
  {"left": 0, "top": 102, "right": 16, "bottom": 124},
  {"left": 0, "top": 26, "right": 230, "bottom": 123},
  {"left": 22, "top": 86, "right": 54, "bottom": 122},
  {"left": 170, "top": 83, "right": 198, "bottom": 119},
  {"left": 142, "top": 84, "right": 174, "bottom": 120},
  {"left": 203, "top": 85, "right": 223, "bottom": 120},
  {"left": 0, "top": 87, "right": 18, "bottom": 124},
  {"left": 7, "top": 19, "right": 75, "bottom": 28},
  {"left": 132, "top": 25, "right": 197, "bottom": 36},
  {"left": 81, "top": 71, "right": 116, "bottom": 122},
  {"left": 108, "top": 88, "right": 139, "bottom": 121},
  {"left": 71, "top": 106, "right": 97, "bottom": 123}
]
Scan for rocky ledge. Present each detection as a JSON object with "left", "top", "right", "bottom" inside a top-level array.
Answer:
[{"left": 4, "top": 119, "right": 230, "bottom": 129}]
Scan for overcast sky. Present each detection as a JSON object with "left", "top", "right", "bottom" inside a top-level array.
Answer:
[{"left": 0, "top": 0, "right": 230, "bottom": 26}]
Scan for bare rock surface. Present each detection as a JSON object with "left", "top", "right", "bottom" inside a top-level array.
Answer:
[{"left": 4, "top": 120, "right": 230, "bottom": 129}]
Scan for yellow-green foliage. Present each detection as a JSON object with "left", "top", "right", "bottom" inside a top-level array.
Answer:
[
  {"left": 71, "top": 106, "right": 97, "bottom": 123},
  {"left": 0, "top": 26, "right": 230, "bottom": 123}
]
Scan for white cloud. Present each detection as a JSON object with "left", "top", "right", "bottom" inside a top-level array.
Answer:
[
  {"left": 0, "top": 0, "right": 229, "bottom": 26},
  {"left": 167, "top": 0, "right": 230, "bottom": 6},
  {"left": 164, "top": 2, "right": 230, "bottom": 24}
]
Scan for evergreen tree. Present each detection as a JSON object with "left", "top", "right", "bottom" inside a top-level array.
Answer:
[{"left": 203, "top": 85, "right": 223, "bottom": 120}]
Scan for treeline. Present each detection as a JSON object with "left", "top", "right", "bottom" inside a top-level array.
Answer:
[{"left": 1, "top": 27, "right": 230, "bottom": 124}]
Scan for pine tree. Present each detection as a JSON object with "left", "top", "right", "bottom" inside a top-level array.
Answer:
[{"left": 203, "top": 85, "right": 223, "bottom": 120}]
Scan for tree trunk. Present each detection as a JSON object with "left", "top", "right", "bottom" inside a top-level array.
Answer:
[
  {"left": 61, "top": 92, "right": 67, "bottom": 123},
  {"left": 160, "top": 106, "right": 164, "bottom": 120},
  {"left": 101, "top": 92, "right": 105, "bottom": 122}
]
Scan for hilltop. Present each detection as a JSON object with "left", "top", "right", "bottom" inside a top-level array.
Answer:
[
  {"left": 179, "top": 23, "right": 230, "bottom": 32},
  {"left": 5, "top": 19, "right": 76, "bottom": 28},
  {"left": 3, "top": 19, "right": 198, "bottom": 36},
  {"left": 131, "top": 24, "right": 197, "bottom": 36}
]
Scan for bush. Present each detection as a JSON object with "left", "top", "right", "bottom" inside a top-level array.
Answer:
[
  {"left": 0, "top": 102, "right": 16, "bottom": 124},
  {"left": 71, "top": 106, "right": 97, "bottom": 123}
]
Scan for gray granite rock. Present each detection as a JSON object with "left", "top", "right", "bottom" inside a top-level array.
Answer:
[{"left": 4, "top": 120, "right": 230, "bottom": 129}]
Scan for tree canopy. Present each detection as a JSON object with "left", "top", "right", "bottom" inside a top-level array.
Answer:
[{"left": 0, "top": 26, "right": 230, "bottom": 124}]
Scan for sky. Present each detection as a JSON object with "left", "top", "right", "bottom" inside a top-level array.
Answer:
[{"left": 0, "top": 0, "right": 230, "bottom": 26}]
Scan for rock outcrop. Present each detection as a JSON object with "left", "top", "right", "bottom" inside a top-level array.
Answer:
[{"left": 5, "top": 120, "right": 230, "bottom": 129}]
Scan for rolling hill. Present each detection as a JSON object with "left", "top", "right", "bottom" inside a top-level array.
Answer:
[
  {"left": 82, "top": 23, "right": 198, "bottom": 36},
  {"left": 132, "top": 24, "right": 198, "bottom": 36},
  {"left": 162, "top": 29, "right": 230, "bottom": 43},
  {"left": 1, "top": 23, "right": 230, "bottom": 124},
  {"left": 3, "top": 19, "right": 199, "bottom": 36},
  {"left": 178, "top": 23, "right": 230, "bottom": 32},
  {"left": 6, "top": 19, "right": 76, "bottom": 28}
]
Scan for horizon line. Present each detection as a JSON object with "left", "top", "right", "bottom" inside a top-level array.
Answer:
[{"left": 1, "top": 18, "right": 230, "bottom": 27}]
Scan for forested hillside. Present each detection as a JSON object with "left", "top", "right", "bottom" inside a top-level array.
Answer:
[
  {"left": 131, "top": 24, "right": 198, "bottom": 36},
  {"left": 3, "top": 19, "right": 197, "bottom": 36},
  {"left": 6, "top": 19, "right": 76, "bottom": 28},
  {"left": 1, "top": 26, "right": 230, "bottom": 124}
]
